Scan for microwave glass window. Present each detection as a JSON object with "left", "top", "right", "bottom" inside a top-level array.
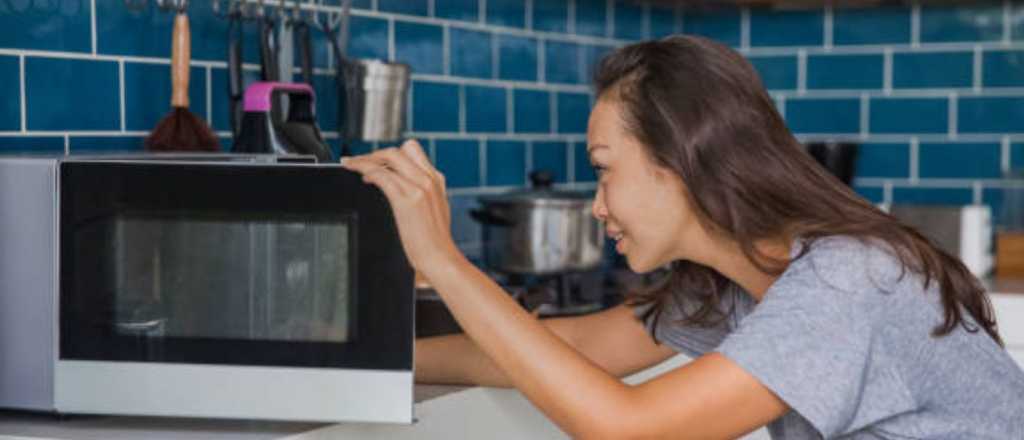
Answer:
[{"left": 108, "top": 213, "right": 354, "bottom": 344}]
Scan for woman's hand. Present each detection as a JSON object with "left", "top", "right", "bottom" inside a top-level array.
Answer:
[{"left": 340, "top": 139, "right": 460, "bottom": 281}]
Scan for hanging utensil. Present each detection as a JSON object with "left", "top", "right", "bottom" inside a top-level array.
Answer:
[
  {"left": 259, "top": 6, "right": 278, "bottom": 82},
  {"left": 276, "top": 0, "right": 294, "bottom": 83},
  {"left": 295, "top": 12, "right": 314, "bottom": 85},
  {"left": 145, "top": 0, "right": 219, "bottom": 152},
  {"left": 227, "top": 0, "right": 245, "bottom": 139}
]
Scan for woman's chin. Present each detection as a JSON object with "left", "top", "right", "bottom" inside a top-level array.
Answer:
[{"left": 624, "top": 254, "right": 654, "bottom": 274}]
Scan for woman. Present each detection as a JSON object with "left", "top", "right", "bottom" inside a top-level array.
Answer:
[{"left": 341, "top": 36, "right": 1024, "bottom": 439}]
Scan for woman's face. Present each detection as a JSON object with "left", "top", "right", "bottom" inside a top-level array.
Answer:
[{"left": 587, "top": 98, "right": 705, "bottom": 273}]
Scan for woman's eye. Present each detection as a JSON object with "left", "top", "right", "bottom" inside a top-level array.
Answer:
[{"left": 591, "top": 164, "right": 606, "bottom": 175}]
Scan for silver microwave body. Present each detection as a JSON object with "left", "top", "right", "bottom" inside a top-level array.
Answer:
[{"left": 0, "top": 157, "right": 415, "bottom": 423}]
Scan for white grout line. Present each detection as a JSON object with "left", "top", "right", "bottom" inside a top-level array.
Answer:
[
  {"left": 407, "top": 81, "right": 415, "bottom": 132},
  {"left": 860, "top": 93, "right": 869, "bottom": 139},
  {"left": 479, "top": 139, "right": 487, "bottom": 185},
  {"left": 911, "top": 3, "right": 921, "bottom": 48},
  {"left": 606, "top": 0, "right": 615, "bottom": 39},
  {"left": 857, "top": 177, "right": 1016, "bottom": 188},
  {"left": 480, "top": 0, "right": 487, "bottom": 24},
  {"left": 641, "top": 4, "right": 651, "bottom": 40},
  {"left": 90, "top": 0, "right": 97, "bottom": 56},
  {"left": 5, "top": 28, "right": 1024, "bottom": 69},
  {"left": 119, "top": 60, "right": 126, "bottom": 132},
  {"left": 525, "top": 0, "right": 533, "bottom": 30},
  {"left": 823, "top": 5, "right": 833, "bottom": 51},
  {"left": 525, "top": 140, "right": 533, "bottom": 174},
  {"left": 1002, "top": 135, "right": 1011, "bottom": 174},
  {"left": 974, "top": 45, "right": 983, "bottom": 91},
  {"left": 491, "top": 30, "right": 499, "bottom": 79},
  {"left": 537, "top": 37, "right": 546, "bottom": 83},
  {"left": 19, "top": 55, "right": 25, "bottom": 133},
  {"left": 883, "top": 48, "right": 893, "bottom": 95},
  {"left": 388, "top": 18, "right": 396, "bottom": 61},
  {"left": 205, "top": 66, "right": 216, "bottom": 126},
  {"left": 790, "top": 133, "right": 1024, "bottom": 143},
  {"left": 428, "top": 0, "right": 435, "bottom": 17},
  {"left": 768, "top": 88, "right": 1024, "bottom": 99},
  {"left": 567, "top": 138, "right": 575, "bottom": 182},
  {"left": 64, "top": 134, "right": 69, "bottom": 155},
  {"left": 740, "top": 8, "right": 751, "bottom": 50},
  {"left": 458, "top": 85, "right": 466, "bottom": 133},
  {"left": 442, "top": 24, "right": 451, "bottom": 75},
  {"left": 1004, "top": 0, "right": 1012, "bottom": 44},
  {"left": 948, "top": 92, "right": 958, "bottom": 139},
  {"left": 413, "top": 72, "right": 590, "bottom": 92},
  {"left": 428, "top": 138, "right": 436, "bottom": 163},
  {"left": 567, "top": 0, "right": 576, "bottom": 35},
  {"left": 371, "top": 0, "right": 378, "bottom": 12},
  {"left": 776, "top": 95, "right": 786, "bottom": 119},
  {"left": 675, "top": 6, "right": 683, "bottom": 34},
  {"left": 973, "top": 181, "right": 983, "bottom": 204},
  {"left": 910, "top": 137, "right": 920, "bottom": 183},
  {"left": 576, "top": 40, "right": 586, "bottom": 83},
  {"left": 883, "top": 181, "right": 893, "bottom": 205},
  {"left": 550, "top": 92, "right": 558, "bottom": 133},
  {"left": 506, "top": 87, "right": 514, "bottom": 132},
  {"left": 0, "top": 131, "right": 152, "bottom": 137},
  {"left": 797, "top": 49, "right": 807, "bottom": 95}
]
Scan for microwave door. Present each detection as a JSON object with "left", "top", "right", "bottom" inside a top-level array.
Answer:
[{"left": 57, "top": 161, "right": 413, "bottom": 423}]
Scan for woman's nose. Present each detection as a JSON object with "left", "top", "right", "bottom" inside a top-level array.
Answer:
[{"left": 591, "top": 188, "right": 608, "bottom": 221}]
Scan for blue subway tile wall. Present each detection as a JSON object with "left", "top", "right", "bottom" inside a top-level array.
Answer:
[
  {"left": 5, "top": 0, "right": 1024, "bottom": 254},
  {"left": 531, "top": 141, "right": 569, "bottom": 183},
  {"left": 869, "top": 98, "right": 948, "bottom": 134},
  {"left": 919, "top": 142, "right": 1002, "bottom": 179},
  {"left": 0, "top": 56, "right": 18, "bottom": 131},
  {"left": 683, "top": 8, "right": 741, "bottom": 47},
  {"left": 513, "top": 89, "right": 551, "bottom": 133},
  {"left": 892, "top": 52, "right": 974, "bottom": 89},
  {"left": 498, "top": 35, "right": 537, "bottom": 81},
  {"left": 465, "top": 86, "right": 506, "bottom": 133},
  {"left": 806, "top": 54, "right": 883, "bottom": 89},
  {"left": 749, "top": 10, "right": 824, "bottom": 47},
  {"left": 486, "top": 140, "right": 526, "bottom": 186},
  {"left": 487, "top": 0, "right": 526, "bottom": 28},
  {"left": 983, "top": 50, "right": 1024, "bottom": 87},
  {"left": 920, "top": 5, "right": 1003, "bottom": 43},
  {"left": 833, "top": 7, "right": 911, "bottom": 45},
  {"left": 450, "top": 28, "right": 493, "bottom": 79}
]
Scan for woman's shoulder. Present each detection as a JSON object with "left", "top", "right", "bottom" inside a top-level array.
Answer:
[{"left": 776, "top": 235, "right": 929, "bottom": 305}]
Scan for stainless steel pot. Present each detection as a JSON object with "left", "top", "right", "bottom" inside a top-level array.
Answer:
[{"left": 471, "top": 171, "right": 604, "bottom": 275}]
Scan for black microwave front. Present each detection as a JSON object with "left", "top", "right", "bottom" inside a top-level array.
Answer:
[{"left": 0, "top": 157, "right": 415, "bottom": 423}]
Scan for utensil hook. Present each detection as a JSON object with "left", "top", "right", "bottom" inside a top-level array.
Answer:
[{"left": 306, "top": 0, "right": 322, "bottom": 28}]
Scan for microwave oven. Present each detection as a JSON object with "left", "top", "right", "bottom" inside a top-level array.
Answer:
[{"left": 0, "top": 156, "right": 415, "bottom": 423}]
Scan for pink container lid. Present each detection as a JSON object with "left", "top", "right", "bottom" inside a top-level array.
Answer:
[{"left": 244, "top": 81, "right": 315, "bottom": 112}]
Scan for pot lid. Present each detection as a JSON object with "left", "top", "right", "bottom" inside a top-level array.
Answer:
[{"left": 477, "top": 170, "right": 594, "bottom": 206}]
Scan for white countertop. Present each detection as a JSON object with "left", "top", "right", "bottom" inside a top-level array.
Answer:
[{"left": 3, "top": 292, "right": 1022, "bottom": 440}]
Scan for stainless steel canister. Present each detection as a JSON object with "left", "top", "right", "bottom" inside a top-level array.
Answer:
[
  {"left": 339, "top": 59, "right": 411, "bottom": 143},
  {"left": 471, "top": 172, "right": 604, "bottom": 275}
]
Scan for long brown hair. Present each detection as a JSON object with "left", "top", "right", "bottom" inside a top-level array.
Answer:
[{"left": 595, "top": 35, "right": 1002, "bottom": 346}]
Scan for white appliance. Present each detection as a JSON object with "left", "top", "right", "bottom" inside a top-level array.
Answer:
[{"left": 887, "top": 204, "right": 993, "bottom": 277}]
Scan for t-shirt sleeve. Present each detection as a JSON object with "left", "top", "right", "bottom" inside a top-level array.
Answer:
[
  {"left": 714, "top": 263, "right": 877, "bottom": 437},
  {"left": 631, "top": 286, "right": 741, "bottom": 359}
]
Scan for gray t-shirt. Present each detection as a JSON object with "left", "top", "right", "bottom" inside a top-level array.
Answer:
[{"left": 636, "top": 236, "right": 1024, "bottom": 439}]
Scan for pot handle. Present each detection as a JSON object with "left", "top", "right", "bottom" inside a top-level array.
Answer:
[{"left": 470, "top": 208, "right": 515, "bottom": 227}]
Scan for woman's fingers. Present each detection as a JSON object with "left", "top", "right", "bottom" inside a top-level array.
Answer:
[
  {"left": 344, "top": 147, "right": 432, "bottom": 190},
  {"left": 399, "top": 139, "right": 433, "bottom": 172}
]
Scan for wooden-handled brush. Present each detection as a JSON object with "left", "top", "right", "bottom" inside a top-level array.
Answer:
[{"left": 145, "top": 9, "right": 219, "bottom": 152}]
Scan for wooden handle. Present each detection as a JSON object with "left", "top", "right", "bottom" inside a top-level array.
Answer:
[{"left": 171, "top": 12, "right": 190, "bottom": 108}]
